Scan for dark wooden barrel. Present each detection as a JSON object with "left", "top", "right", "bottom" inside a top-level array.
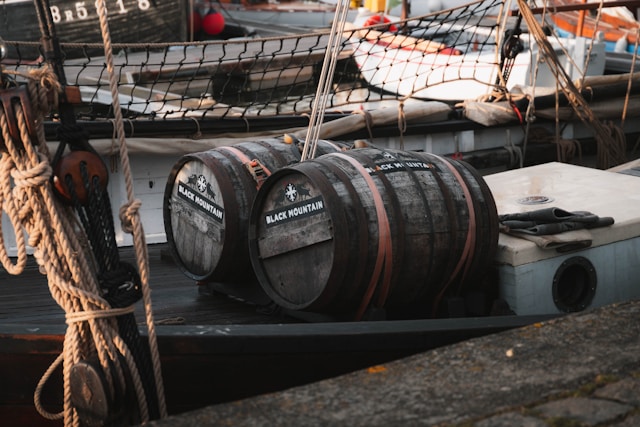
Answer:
[
  {"left": 163, "top": 137, "right": 345, "bottom": 282},
  {"left": 248, "top": 147, "right": 499, "bottom": 318}
]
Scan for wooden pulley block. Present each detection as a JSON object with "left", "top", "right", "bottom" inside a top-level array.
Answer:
[
  {"left": 53, "top": 150, "right": 109, "bottom": 205},
  {"left": 0, "top": 86, "right": 38, "bottom": 150},
  {"left": 69, "top": 359, "right": 112, "bottom": 425}
]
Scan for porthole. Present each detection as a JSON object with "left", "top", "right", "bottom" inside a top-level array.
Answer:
[{"left": 552, "top": 256, "right": 597, "bottom": 313}]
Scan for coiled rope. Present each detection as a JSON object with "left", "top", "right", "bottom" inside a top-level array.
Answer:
[
  {"left": 0, "top": 66, "right": 149, "bottom": 426},
  {"left": 0, "top": 0, "right": 166, "bottom": 423}
]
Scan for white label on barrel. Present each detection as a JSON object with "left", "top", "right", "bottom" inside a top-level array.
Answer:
[
  {"left": 365, "top": 160, "right": 432, "bottom": 174},
  {"left": 176, "top": 181, "right": 224, "bottom": 223},
  {"left": 263, "top": 195, "right": 325, "bottom": 228}
]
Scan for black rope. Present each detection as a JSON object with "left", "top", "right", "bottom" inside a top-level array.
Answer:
[
  {"left": 494, "top": 15, "right": 524, "bottom": 98},
  {"left": 54, "top": 123, "right": 95, "bottom": 164},
  {"left": 101, "top": 262, "right": 160, "bottom": 421},
  {"left": 31, "top": 0, "right": 161, "bottom": 420},
  {"left": 65, "top": 163, "right": 161, "bottom": 421}
]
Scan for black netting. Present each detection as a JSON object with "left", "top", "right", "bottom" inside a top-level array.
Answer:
[{"left": 1, "top": 0, "right": 511, "bottom": 124}]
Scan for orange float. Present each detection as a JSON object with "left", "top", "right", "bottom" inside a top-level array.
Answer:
[{"left": 363, "top": 14, "right": 398, "bottom": 33}]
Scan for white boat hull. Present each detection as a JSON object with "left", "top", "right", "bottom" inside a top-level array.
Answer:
[{"left": 352, "top": 34, "right": 606, "bottom": 101}]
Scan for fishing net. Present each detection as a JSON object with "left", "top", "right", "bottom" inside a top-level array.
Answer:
[{"left": 0, "top": 0, "right": 506, "bottom": 128}]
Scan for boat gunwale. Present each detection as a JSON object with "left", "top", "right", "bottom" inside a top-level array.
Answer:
[{"left": 0, "top": 314, "right": 561, "bottom": 355}]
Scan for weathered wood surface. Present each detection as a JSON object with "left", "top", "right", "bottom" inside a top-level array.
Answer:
[
  {"left": 250, "top": 148, "right": 500, "bottom": 315},
  {"left": 0, "top": 0, "right": 186, "bottom": 49},
  {"left": 0, "top": 243, "right": 555, "bottom": 426},
  {"left": 164, "top": 138, "right": 345, "bottom": 282},
  {"left": 0, "top": 243, "right": 285, "bottom": 326}
]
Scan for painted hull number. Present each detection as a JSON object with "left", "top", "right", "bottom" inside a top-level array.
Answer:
[{"left": 50, "top": 0, "right": 151, "bottom": 23}]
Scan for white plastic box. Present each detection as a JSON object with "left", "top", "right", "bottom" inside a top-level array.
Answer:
[{"left": 484, "top": 162, "right": 640, "bottom": 315}]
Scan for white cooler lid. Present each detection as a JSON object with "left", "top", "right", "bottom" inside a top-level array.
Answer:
[{"left": 484, "top": 162, "right": 640, "bottom": 266}]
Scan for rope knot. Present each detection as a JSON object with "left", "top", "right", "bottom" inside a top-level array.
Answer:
[
  {"left": 353, "top": 109, "right": 374, "bottom": 141},
  {"left": 27, "top": 64, "right": 62, "bottom": 112},
  {"left": 119, "top": 199, "right": 142, "bottom": 233},
  {"left": 10, "top": 153, "right": 52, "bottom": 189},
  {"left": 28, "top": 229, "right": 44, "bottom": 250},
  {"left": 28, "top": 64, "right": 62, "bottom": 94}
]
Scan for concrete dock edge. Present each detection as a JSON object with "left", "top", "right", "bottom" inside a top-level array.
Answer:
[{"left": 148, "top": 300, "right": 640, "bottom": 426}]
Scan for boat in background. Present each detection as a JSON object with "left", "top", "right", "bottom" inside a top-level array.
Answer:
[
  {"left": 0, "top": 0, "right": 187, "bottom": 54},
  {"left": 547, "top": 0, "right": 640, "bottom": 53},
  {"left": 2, "top": 1, "right": 640, "bottom": 425},
  {"left": 542, "top": 0, "right": 640, "bottom": 72},
  {"left": 210, "top": 0, "right": 359, "bottom": 36},
  {"left": 348, "top": 0, "right": 607, "bottom": 102},
  {"left": 0, "top": 0, "right": 637, "bottom": 257}
]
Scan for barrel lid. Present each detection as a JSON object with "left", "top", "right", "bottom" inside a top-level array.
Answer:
[
  {"left": 249, "top": 168, "right": 340, "bottom": 310},
  {"left": 166, "top": 155, "right": 227, "bottom": 280}
]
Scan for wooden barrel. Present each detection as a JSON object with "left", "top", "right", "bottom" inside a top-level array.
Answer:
[
  {"left": 248, "top": 147, "right": 499, "bottom": 318},
  {"left": 163, "top": 137, "right": 345, "bottom": 282}
]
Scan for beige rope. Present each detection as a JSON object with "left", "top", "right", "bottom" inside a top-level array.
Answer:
[
  {"left": 517, "top": 0, "right": 626, "bottom": 169},
  {"left": 94, "top": 0, "right": 166, "bottom": 420},
  {"left": 1, "top": 9, "right": 165, "bottom": 424},
  {"left": 301, "top": 0, "right": 351, "bottom": 161},
  {"left": 397, "top": 100, "right": 406, "bottom": 151},
  {"left": 621, "top": 28, "right": 640, "bottom": 128},
  {"left": 0, "top": 71, "right": 136, "bottom": 426}
]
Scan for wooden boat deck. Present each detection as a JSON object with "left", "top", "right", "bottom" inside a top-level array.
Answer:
[
  {"left": 0, "top": 243, "right": 292, "bottom": 327},
  {"left": 0, "top": 244, "right": 559, "bottom": 425}
]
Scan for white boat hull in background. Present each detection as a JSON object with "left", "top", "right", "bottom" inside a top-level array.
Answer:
[{"left": 350, "top": 9, "right": 606, "bottom": 102}]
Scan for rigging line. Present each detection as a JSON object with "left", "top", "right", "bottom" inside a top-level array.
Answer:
[
  {"left": 517, "top": 0, "right": 626, "bottom": 168},
  {"left": 621, "top": 28, "right": 640, "bottom": 127},
  {"left": 313, "top": 4, "right": 349, "bottom": 140},
  {"left": 94, "top": 0, "right": 167, "bottom": 419},
  {"left": 301, "top": 0, "right": 351, "bottom": 161},
  {"left": 489, "top": 0, "right": 511, "bottom": 90},
  {"left": 303, "top": 3, "right": 347, "bottom": 159}
]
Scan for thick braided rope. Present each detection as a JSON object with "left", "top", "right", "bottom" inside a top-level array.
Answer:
[
  {"left": 94, "top": 0, "right": 166, "bottom": 418},
  {"left": 0, "top": 75, "right": 137, "bottom": 426}
]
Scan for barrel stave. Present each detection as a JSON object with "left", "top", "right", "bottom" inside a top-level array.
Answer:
[
  {"left": 163, "top": 137, "right": 343, "bottom": 283},
  {"left": 246, "top": 146, "right": 500, "bottom": 319}
]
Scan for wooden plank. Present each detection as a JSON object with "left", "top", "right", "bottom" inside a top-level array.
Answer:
[
  {"left": 343, "top": 22, "right": 448, "bottom": 53},
  {"left": 258, "top": 217, "right": 334, "bottom": 259},
  {"left": 0, "top": 243, "right": 284, "bottom": 326}
]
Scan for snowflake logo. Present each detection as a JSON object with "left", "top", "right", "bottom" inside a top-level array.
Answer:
[
  {"left": 284, "top": 183, "right": 298, "bottom": 202},
  {"left": 196, "top": 175, "right": 207, "bottom": 193}
]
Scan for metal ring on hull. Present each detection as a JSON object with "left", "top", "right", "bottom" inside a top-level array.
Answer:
[{"left": 552, "top": 256, "right": 597, "bottom": 313}]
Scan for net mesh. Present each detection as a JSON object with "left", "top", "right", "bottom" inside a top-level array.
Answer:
[{"left": 1, "top": 0, "right": 507, "bottom": 125}]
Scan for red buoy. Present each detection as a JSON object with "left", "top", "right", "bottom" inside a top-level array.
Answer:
[
  {"left": 202, "top": 12, "right": 225, "bottom": 36},
  {"left": 363, "top": 14, "right": 398, "bottom": 33}
]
